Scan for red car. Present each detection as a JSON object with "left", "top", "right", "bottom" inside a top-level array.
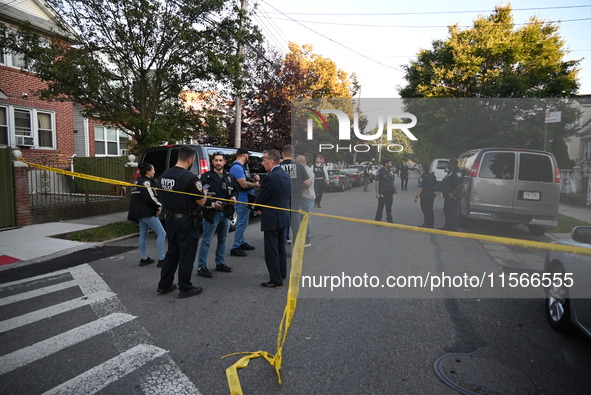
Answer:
[
  {"left": 341, "top": 168, "right": 363, "bottom": 187},
  {"left": 326, "top": 169, "right": 352, "bottom": 192}
]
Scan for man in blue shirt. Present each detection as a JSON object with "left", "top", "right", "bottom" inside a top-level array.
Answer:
[{"left": 229, "top": 147, "right": 260, "bottom": 257}]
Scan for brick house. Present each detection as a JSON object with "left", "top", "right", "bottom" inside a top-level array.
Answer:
[
  {"left": 0, "top": 0, "right": 132, "bottom": 160},
  {"left": 0, "top": 0, "right": 79, "bottom": 160}
]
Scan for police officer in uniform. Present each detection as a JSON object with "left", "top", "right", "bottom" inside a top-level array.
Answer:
[
  {"left": 439, "top": 157, "right": 465, "bottom": 231},
  {"left": 313, "top": 157, "right": 328, "bottom": 208},
  {"left": 157, "top": 145, "right": 207, "bottom": 298},
  {"left": 196, "top": 152, "right": 238, "bottom": 278},
  {"left": 399, "top": 161, "right": 410, "bottom": 191},
  {"left": 375, "top": 159, "right": 397, "bottom": 223},
  {"left": 413, "top": 163, "right": 437, "bottom": 228}
]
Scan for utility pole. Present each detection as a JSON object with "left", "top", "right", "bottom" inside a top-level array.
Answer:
[{"left": 234, "top": 0, "right": 247, "bottom": 148}]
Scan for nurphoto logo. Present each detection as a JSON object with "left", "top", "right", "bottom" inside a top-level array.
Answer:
[{"left": 304, "top": 107, "right": 418, "bottom": 153}]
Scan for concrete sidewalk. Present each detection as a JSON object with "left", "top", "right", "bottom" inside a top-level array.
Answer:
[
  {"left": 0, "top": 211, "right": 131, "bottom": 271},
  {"left": 0, "top": 204, "right": 590, "bottom": 271}
]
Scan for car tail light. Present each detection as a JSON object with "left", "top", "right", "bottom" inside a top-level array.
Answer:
[
  {"left": 554, "top": 167, "right": 561, "bottom": 184},
  {"left": 199, "top": 159, "right": 209, "bottom": 174},
  {"left": 469, "top": 162, "right": 480, "bottom": 177}
]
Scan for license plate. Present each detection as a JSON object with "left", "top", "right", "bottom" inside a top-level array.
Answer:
[{"left": 523, "top": 191, "right": 540, "bottom": 200}]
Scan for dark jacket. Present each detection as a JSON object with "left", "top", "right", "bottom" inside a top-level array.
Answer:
[
  {"left": 201, "top": 169, "right": 238, "bottom": 222},
  {"left": 127, "top": 176, "right": 162, "bottom": 222},
  {"left": 255, "top": 165, "right": 291, "bottom": 232}
]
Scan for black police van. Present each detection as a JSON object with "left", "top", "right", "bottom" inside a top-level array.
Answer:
[
  {"left": 140, "top": 144, "right": 265, "bottom": 179},
  {"left": 140, "top": 144, "right": 265, "bottom": 231}
]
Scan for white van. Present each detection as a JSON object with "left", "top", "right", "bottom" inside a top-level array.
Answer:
[
  {"left": 457, "top": 148, "right": 561, "bottom": 235},
  {"left": 429, "top": 158, "right": 449, "bottom": 182}
]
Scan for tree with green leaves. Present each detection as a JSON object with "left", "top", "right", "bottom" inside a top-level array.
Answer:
[
  {"left": 1, "top": 0, "right": 260, "bottom": 154},
  {"left": 242, "top": 42, "right": 360, "bottom": 160},
  {"left": 399, "top": 5, "right": 580, "bottom": 160}
]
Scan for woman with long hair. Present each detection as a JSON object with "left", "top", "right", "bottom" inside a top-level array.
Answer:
[{"left": 127, "top": 162, "right": 166, "bottom": 266}]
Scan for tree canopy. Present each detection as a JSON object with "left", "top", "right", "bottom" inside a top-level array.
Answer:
[
  {"left": 242, "top": 42, "right": 359, "bottom": 157},
  {"left": 399, "top": 5, "right": 581, "bottom": 160},
  {"left": 1, "top": 0, "right": 259, "bottom": 154}
]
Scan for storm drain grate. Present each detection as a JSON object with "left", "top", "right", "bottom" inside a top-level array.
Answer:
[{"left": 433, "top": 353, "right": 535, "bottom": 395}]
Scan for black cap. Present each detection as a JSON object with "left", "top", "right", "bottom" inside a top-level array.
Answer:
[{"left": 236, "top": 147, "right": 250, "bottom": 155}]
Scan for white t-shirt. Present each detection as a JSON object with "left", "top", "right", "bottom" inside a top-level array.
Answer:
[{"left": 302, "top": 165, "right": 316, "bottom": 200}]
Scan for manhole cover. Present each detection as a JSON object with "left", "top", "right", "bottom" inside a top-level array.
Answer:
[{"left": 433, "top": 353, "right": 535, "bottom": 395}]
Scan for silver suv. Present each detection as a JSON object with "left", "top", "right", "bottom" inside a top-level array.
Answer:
[{"left": 458, "top": 148, "right": 561, "bottom": 235}]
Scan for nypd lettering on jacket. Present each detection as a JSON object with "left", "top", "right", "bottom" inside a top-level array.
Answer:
[
  {"left": 281, "top": 163, "right": 298, "bottom": 179},
  {"left": 161, "top": 178, "right": 176, "bottom": 190}
]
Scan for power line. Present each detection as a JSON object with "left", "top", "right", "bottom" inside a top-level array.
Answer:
[
  {"left": 258, "top": 0, "right": 403, "bottom": 73},
  {"left": 267, "top": 17, "right": 591, "bottom": 29},
  {"left": 252, "top": 5, "right": 289, "bottom": 54},
  {"left": 258, "top": 4, "right": 591, "bottom": 16},
  {"left": 252, "top": 12, "right": 285, "bottom": 51},
  {"left": 256, "top": 2, "right": 290, "bottom": 46}
]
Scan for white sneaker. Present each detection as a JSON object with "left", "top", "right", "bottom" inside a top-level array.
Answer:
[
  {"left": 286, "top": 238, "right": 292, "bottom": 245},
  {"left": 305, "top": 243, "right": 311, "bottom": 247}
]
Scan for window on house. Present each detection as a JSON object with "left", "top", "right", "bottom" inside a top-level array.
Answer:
[
  {"left": 38, "top": 112, "right": 53, "bottom": 147},
  {"left": 584, "top": 141, "right": 591, "bottom": 159},
  {"left": 94, "top": 125, "right": 130, "bottom": 156},
  {"left": 95, "top": 126, "right": 105, "bottom": 155},
  {"left": 0, "top": 107, "right": 7, "bottom": 145},
  {"left": 0, "top": 106, "right": 55, "bottom": 148},
  {"left": 14, "top": 109, "right": 32, "bottom": 136}
]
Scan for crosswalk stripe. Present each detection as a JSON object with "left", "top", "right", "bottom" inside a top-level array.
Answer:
[
  {"left": 0, "top": 271, "right": 72, "bottom": 290},
  {"left": 0, "top": 313, "right": 136, "bottom": 376},
  {"left": 0, "top": 280, "right": 78, "bottom": 307},
  {"left": 140, "top": 359, "right": 202, "bottom": 395},
  {"left": 42, "top": 344, "right": 168, "bottom": 395},
  {"left": 0, "top": 291, "right": 115, "bottom": 334}
]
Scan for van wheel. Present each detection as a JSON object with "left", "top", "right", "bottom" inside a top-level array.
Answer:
[{"left": 528, "top": 225, "right": 546, "bottom": 235}]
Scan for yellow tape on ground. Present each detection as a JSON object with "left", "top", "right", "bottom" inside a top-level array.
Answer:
[
  {"left": 17, "top": 160, "right": 591, "bottom": 394},
  {"left": 222, "top": 213, "right": 310, "bottom": 395}
]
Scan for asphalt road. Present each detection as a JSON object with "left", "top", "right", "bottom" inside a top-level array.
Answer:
[{"left": 2, "top": 171, "right": 591, "bottom": 394}]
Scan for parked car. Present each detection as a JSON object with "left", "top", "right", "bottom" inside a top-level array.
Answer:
[
  {"left": 544, "top": 226, "right": 591, "bottom": 338},
  {"left": 429, "top": 158, "right": 449, "bottom": 183},
  {"left": 343, "top": 168, "right": 363, "bottom": 187},
  {"left": 141, "top": 145, "right": 265, "bottom": 232},
  {"left": 326, "top": 169, "right": 352, "bottom": 191},
  {"left": 457, "top": 148, "right": 561, "bottom": 235}
]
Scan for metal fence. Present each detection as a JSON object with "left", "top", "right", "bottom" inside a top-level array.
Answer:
[
  {"left": 560, "top": 168, "right": 583, "bottom": 194},
  {"left": 30, "top": 155, "right": 130, "bottom": 208}
]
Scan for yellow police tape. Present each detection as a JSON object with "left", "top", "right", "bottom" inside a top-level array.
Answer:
[
  {"left": 222, "top": 214, "right": 308, "bottom": 394},
  {"left": 18, "top": 160, "right": 591, "bottom": 395}
]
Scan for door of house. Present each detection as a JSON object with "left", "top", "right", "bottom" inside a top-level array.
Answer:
[{"left": 0, "top": 148, "right": 15, "bottom": 228}]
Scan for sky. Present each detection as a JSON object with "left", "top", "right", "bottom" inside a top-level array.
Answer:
[{"left": 253, "top": 0, "right": 591, "bottom": 98}]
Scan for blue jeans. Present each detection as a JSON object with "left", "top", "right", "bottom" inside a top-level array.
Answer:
[
  {"left": 290, "top": 200, "right": 303, "bottom": 244},
  {"left": 198, "top": 211, "right": 231, "bottom": 267},
  {"left": 231, "top": 202, "right": 250, "bottom": 249},
  {"left": 138, "top": 216, "right": 166, "bottom": 260},
  {"left": 302, "top": 197, "right": 313, "bottom": 243}
]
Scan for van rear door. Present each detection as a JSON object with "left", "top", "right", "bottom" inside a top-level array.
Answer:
[
  {"left": 513, "top": 152, "right": 559, "bottom": 218},
  {"left": 470, "top": 151, "right": 516, "bottom": 215}
]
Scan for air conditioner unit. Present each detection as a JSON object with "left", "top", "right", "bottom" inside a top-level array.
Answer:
[{"left": 15, "top": 135, "right": 34, "bottom": 147}]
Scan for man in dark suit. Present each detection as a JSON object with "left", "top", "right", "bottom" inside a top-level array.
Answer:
[{"left": 256, "top": 149, "right": 291, "bottom": 288}]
